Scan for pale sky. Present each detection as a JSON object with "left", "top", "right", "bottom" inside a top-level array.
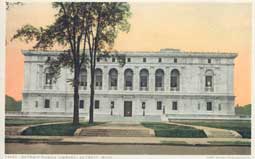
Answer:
[{"left": 6, "top": 2, "right": 252, "bottom": 106}]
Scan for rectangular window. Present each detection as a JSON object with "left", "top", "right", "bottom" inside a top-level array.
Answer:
[
  {"left": 172, "top": 101, "right": 178, "bottom": 110},
  {"left": 205, "top": 76, "right": 212, "bottom": 87},
  {"left": 95, "top": 100, "right": 100, "bottom": 109},
  {"left": 127, "top": 58, "right": 131, "bottom": 62},
  {"left": 157, "top": 101, "right": 162, "bottom": 110},
  {"left": 112, "top": 57, "right": 116, "bottom": 62},
  {"left": 158, "top": 58, "right": 162, "bottom": 63},
  {"left": 35, "top": 101, "right": 38, "bottom": 108},
  {"left": 143, "top": 58, "right": 146, "bottom": 63},
  {"left": 207, "top": 102, "right": 212, "bottom": 111},
  {"left": 44, "top": 99, "right": 50, "bottom": 108},
  {"left": 56, "top": 101, "right": 59, "bottom": 108},
  {"left": 218, "top": 104, "right": 221, "bottom": 111},
  {"left": 208, "top": 59, "right": 211, "bottom": 64},
  {"left": 80, "top": 100, "right": 84, "bottom": 109},
  {"left": 174, "top": 58, "right": 177, "bottom": 63},
  {"left": 111, "top": 101, "right": 114, "bottom": 109},
  {"left": 97, "top": 58, "right": 100, "bottom": 62},
  {"left": 198, "top": 103, "right": 200, "bottom": 110}
]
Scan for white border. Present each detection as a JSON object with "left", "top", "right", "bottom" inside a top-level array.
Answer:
[
  {"left": 1, "top": 0, "right": 5, "bottom": 159},
  {"left": 2, "top": 0, "right": 254, "bottom": 159}
]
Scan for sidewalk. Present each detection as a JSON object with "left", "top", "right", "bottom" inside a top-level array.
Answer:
[
  {"left": 167, "top": 121, "right": 242, "bottom": 138},
  {"left": 5, "top": 135, "right": 250, "bottom": 146}
]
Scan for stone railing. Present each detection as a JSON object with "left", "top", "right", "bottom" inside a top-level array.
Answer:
[
  {"left": 155, "top": 87, "right": 164, "bottom": 91},
  {"left": 124, "top": 86, "right": 133, "bottom": 90},
  {"left": 205, "top": 87, "right": 214, "bottom": 92}
]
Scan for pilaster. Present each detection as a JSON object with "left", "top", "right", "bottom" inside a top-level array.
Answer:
[
  {"left": 103, "top": 66, "right": 108, "bottom": 90},
  {"left": 149, "top": 66, "right": 155, "bottom": 92},
  {"left": 134, "top": 66, "right": 139, "bottom": 91},
  {"left": 118, "top": 67, "right": 124, "bottom": 90},
  {"left": 165, "top": 66, "right": 170, "bottom": 91}
]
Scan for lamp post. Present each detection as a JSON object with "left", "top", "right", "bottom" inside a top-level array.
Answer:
[
  {"left": 110, "top": 101, "right": 114, "bottom": 116},
  {"left": 142, "top": 102, "right": 145, "bottom": 116}
]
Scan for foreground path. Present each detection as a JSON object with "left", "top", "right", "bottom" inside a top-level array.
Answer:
[
  {"left": 5, "top": 143, "right": 250, "bottom": 155},
  {"left": 75, "top": 122, "right": 155, "bottom": 137},
  {"left": 167, "top": 121, "right": 242, "bottom": 138}
]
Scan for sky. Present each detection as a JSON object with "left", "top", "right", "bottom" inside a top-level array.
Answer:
[{"left": 5, "top": 2, "right": 252, "bottom": 106}]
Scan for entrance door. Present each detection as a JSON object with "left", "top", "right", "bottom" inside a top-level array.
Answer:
[{"left": 124, "top": 101, "right": 132, "bottom": 117}]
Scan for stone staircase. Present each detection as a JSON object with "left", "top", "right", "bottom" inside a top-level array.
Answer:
[
  {"left": 76, "top": 122, "right": 155, "bottom": 137},
  {"left": 79, "top": 128, "right": 152, "bottom": 137},
  {"left": 94, "top": 115, "right": 161, "bottom": 122}
]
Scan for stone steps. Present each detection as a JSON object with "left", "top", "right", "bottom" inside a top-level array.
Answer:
[
  {"left": 79, "top": 128, "right": 153, "bottom": 137},
  {"left": 94, "top": 115, "right": 161, "bottom": 122}
]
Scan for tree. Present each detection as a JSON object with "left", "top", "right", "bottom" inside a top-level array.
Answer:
[
  {"left": 6, "top": 2, "right": 23, "bottom": 10},
  {"left": 12, "top": 2, "right": 131, "bottom": 125},
  {"left": 83, "top": 3, "right": 131, "bottom": 124}
]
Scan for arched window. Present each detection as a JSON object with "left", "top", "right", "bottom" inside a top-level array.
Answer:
[
  {"left": 44, "top": 68, "right": 53, "bottom": 85},
  {"left": 170, "top": 69, "right": 180, "bottom": 91},
  {"left": 140, "top": 69, "right": 149, "bottom": 90},
  {"left": 109, "top": 68, "right": 118, "bottom": 89},
  {"left": 155, "top": 69, "right": 164, "bottom": 90},
  {"left": 95, "top": 68, "right": 103, "bottom": 89},
  {"left": 79, "top": 68, "right": 87, "bottom": 88},
  {"left": 205, "top": 70, "right": 214, "bottom": 92},
  {"left": 124, "top": 69, "right": 133, "bottom": 90}
]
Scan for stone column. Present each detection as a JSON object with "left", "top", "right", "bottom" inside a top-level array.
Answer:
[
  {"left": 134, "top": 66, "right": 139, "bottom": 91},
  {"left": 165, "top": 66, "right": 170, "bottom": 92},
  {"left": 149, "top": 66, "right": 155, "bottom": 92},
  {"left": 103, "top": 66, "right": 108, "bottom": 90},
  {"left": 118, "top": 67, "right": 124, "bottom": 91}
]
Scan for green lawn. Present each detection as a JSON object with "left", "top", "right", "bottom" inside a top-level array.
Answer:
[
  {"left": 5, "top": 118, "right": 71, "bottom": 126},
  {"left": 141, "top": 122, "right": 207, "bottom": 138},
  {"left": 171, "top": 120, "right": 251, "bottom": 138},
  {"left": 22, "top": 122, "right": 103, "bottom": 136}
]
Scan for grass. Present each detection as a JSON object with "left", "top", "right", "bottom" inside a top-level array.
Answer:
[
  {"left": 21, "top": 122, "right": 103, "bottom": 136},
  {"left": 208, "top": 141, "right": 251, "bottom": 146},
  {"left": 142, "top": 122, "right": 207, "bottom": 138},
  {"left": 5, "top": 118, "right": 71, "bottom": 126},
  {"left": 171, "top": 120, "right": 251, "bottom": 138}
]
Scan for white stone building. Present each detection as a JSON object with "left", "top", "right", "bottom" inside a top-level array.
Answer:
[{"left": 22, "top": 48, "right": 237, "bottom": 121}]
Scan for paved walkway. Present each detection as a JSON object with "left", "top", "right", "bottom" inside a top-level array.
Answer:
[
  {"left": 167, "top": 121, "right": 242, "bottom": 138},
  {"left": 6, "top": 135, "right": 250, "bottom": 146},
  {"left": 75, "top": 122, "right": 155, "bottom": 137}
]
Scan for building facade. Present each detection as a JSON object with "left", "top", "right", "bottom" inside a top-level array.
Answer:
[{"left": 22, "top": 48, "right": 237, "bottom": 121}]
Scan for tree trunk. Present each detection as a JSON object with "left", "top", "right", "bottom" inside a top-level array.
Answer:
[
  {"left": 89, "top": 66, "right": 95, "bottom": 124},
  {"left": 73, "top": 62, "right": 80, "bottom": 125}
]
